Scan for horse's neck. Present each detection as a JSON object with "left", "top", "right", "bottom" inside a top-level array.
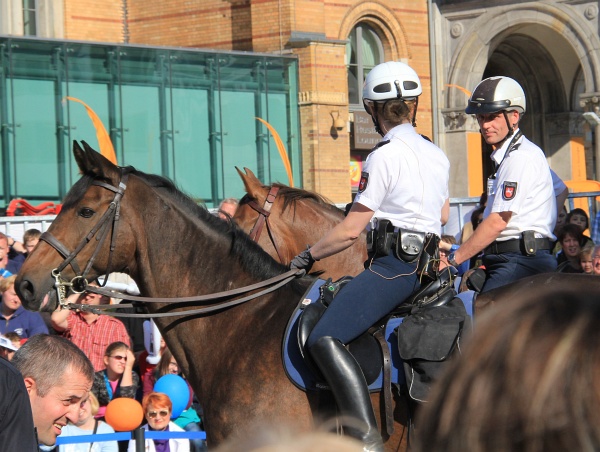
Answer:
[{"left": 127, "top": 197, "right": 256, "bottom": 297}]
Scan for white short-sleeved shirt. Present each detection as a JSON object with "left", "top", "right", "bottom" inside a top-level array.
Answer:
[
  {"left": 484, "top": 130, "right": 557, "bottom": 241},
  {"left": 354, "top": 123, "right": 450, "bottom": 236}
]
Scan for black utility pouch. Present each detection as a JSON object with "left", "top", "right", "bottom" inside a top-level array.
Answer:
[
  {"left": 522, "top": 230, "right": 537, "bottom": 256},
  {"left": 375, "top": 219, "right": 395, "bottom": 256},
  {"left": 396, "top": 229, "right": 425, "bottom": 263}
]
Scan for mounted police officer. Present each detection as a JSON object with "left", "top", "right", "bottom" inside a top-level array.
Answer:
[
  {"left": 290, "top": 61, "right": 450, "bottom": 451},
  {"left": 445, "top": 76, "right": 566, "bottom": 292}
]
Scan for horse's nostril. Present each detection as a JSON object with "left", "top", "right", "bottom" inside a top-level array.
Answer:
[{"left": 17, "top": 279, "right": 34, "bottom": 302}]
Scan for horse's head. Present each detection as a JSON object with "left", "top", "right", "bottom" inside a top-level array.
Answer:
[{"left": 16, "top": 141, "right": 137, "bottom": 312}]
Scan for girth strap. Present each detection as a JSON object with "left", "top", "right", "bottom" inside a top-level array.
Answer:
[{"left": 372, "top": 326, "right": 394, "bottom": 436}]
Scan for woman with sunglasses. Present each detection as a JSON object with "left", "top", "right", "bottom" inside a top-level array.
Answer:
[
  {"left": 128, "top": 392, "right": 190, "bottom": 452},
  {"left": 92, "top": 341, "right": 140, "bottom": 419}
]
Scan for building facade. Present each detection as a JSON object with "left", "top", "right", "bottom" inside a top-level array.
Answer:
[
  {"left": 0, "top": 0, "right": 433, "bottom": 206},
  {"left": 2, "top": 0, "right": 598, "bottom": 209},
  {"left": 433, "top": 0, "right": 600, "bottom": 199}
]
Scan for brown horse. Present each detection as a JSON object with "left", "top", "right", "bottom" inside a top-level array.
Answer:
[
  {"left": 15, "top": 142, "right": 410, "bottom": 451},
  {"left": 234, "top": 167, "right": 366, "bottom": 279},
  {"left": 233, "top": 171, "right": 582, "bottom": 316}
]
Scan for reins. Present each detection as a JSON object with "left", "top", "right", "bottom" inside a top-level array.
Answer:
[
  {"left": 67, "top": 268, "right": 302, "bottom": 318},
  {"left": 41, "top": 168, "right": 304, "bottom": 318},
  {"left": 246, "top": 185, "right": 286, "bottom": 263}
]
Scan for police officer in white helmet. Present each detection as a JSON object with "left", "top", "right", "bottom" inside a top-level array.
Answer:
[
  {"left": 289, "top": 61, "right": 450, "bottom": 451},
  {"left": 445, "top": 76, "right": 567, "bottom": 292}
]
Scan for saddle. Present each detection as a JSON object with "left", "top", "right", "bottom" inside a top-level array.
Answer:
[{"left": 281, "top": 269, "right": 470, "bottom": 434}]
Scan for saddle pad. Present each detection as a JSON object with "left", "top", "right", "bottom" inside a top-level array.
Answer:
[
  {"left": 281, "top": 278, "right": 405, "bottom": 392},
  {"left": 281, "top": 279, "right": 476, "bottom": 392}
]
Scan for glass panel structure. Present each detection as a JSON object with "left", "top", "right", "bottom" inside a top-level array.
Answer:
[{"left": 0, "top": 37, "right": 301, "bottom": 209}]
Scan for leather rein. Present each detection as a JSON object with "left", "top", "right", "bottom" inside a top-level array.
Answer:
[
  {"left": 245, "top": 185, "right": 286, "bottom": 263},
  {"left": 39, "top": 169, "right": 302, "bottom": 318}
]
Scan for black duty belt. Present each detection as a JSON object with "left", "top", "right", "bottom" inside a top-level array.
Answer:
[{"left": 484, "top": 238, "right": 551, "bottom": 255}]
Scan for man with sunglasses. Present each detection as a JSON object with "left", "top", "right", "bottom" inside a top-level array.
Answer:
[
  {"left": 51, "top": 282, "right": 132, "bottom": 371},
  {"left": 444, "top": 76, "right": 567, "bottom": 292}
]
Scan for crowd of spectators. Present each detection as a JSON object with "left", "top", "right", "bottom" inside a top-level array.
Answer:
[
  {"left": 1, "top": 198, "right": 599, "bottom": 451},
  {"left": 0, "top": 235, "right": 205, "bottom": 451}
]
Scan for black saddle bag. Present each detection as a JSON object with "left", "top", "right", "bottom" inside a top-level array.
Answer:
[{"left": 396, "top": 297, "right": 471, "bottom": 402}]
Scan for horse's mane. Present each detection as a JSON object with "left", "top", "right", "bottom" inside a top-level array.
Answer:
[
  {"left": 241, "top": 182, "right": 345, "bottom": 217},
  {"left": 64, "top": 167, "right": 288, "bottom": 282}
]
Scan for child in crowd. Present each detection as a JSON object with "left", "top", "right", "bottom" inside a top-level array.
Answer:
[
  {"left": 23, "top": 228, "right": 42, "bottom": 256},
  {"left": 580, "top": 246, "right": 594, "bottom": 274}
]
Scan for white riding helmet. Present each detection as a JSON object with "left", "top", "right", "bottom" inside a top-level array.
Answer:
[
  {"left": 465, "top": 76, "right": 526, "bottom": 115},
  {"left": 362, "top": 61, "right": 422, "bottom": 103}
]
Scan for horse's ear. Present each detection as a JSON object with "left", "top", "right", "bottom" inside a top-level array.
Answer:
[
  {"left": 73, "top": 140, "right": 119, "bottom": 180},
  {"left": 236, "top": 167, "right": 264, "bottom": 200}
]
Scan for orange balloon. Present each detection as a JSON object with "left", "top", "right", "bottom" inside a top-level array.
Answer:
[{"left": 104, "top": 398, "right": 144, "bottom": 431}]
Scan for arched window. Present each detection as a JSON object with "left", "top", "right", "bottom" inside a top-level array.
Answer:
[{"left": 346, "top": 23, "right": 384, "bottom": 105}]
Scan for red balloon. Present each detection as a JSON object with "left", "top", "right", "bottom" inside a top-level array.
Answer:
[{"left": 105, "top": 398, "right": 144, "bottom": 431}]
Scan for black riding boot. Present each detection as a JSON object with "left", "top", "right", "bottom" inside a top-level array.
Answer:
[{"left": 309, "top": 336, "right": 384, "bottom": 452}]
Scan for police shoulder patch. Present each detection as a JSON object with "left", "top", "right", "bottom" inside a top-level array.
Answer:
[
  {"left": 358, "top": 172, "right": 369, "bottom": 193},
  {"left": 502, "top": 181, "right": 518, "bottom": 200}
]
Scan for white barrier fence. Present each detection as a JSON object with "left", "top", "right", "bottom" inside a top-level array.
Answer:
[{"left": 1, "top": 193, "right": 598, "bottom": 243}]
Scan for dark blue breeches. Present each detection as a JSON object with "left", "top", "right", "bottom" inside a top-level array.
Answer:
[
  {"left": 481, "top": 250, "right": 557, "bottom": 293},
  {"left": 306, "top": 254, "right": 421, "bottom": 348}
]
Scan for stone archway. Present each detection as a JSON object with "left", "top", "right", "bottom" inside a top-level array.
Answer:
[{"left": 438, "top": 1, "right": 600, "bottom": 196}]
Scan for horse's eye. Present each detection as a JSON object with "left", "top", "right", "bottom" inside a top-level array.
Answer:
[{"left": 79, "top": 208, "right": 95, "bottom": 218}]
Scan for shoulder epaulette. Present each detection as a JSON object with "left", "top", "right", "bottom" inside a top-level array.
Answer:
[{"left": 371, "top": 140, "right": 390, "bottom": 151}]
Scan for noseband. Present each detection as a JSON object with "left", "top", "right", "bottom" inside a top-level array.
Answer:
[
  {"left": 245, "top": 185, "right": 285, "bottom": 263},
  {"left": 39, "top": 170, "right": 129, "bottom": 306}
]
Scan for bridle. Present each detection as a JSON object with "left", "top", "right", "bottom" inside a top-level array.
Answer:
[
  {"left": 38, "top": 169, "right": 302, "bottom": 318},
  {"left": 245, "top": 185, "right": 286, "bottom": 263},
  {"left": 39, "top": 171, "right": 130, "bottom": 307}
]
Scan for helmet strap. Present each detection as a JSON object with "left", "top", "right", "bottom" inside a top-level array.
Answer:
[
  {"left": 411, "top": 97, "right": 419, "bottom": 128},
  {"left": 497, "top": 110, "right": 515, "bottom": 144}
]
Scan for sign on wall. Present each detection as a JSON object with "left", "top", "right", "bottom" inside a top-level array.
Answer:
[{"left": 352, "top": 111, "right": 381, "bottom": 150}]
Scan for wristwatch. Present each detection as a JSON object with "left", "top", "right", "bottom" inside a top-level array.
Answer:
[{"left": 447, "top": 251, "right": 459, "bottom": 267}]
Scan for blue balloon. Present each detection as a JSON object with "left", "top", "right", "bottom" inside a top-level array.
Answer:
[{"left": 153, "top": 374, "right": 189, "bottom": 418}]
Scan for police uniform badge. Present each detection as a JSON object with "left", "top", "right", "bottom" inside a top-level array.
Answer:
[
  {"left": 502, "top": 181, "right": 517, "bottom": 200},
  {"left": 358, "top": 172, "right": 369, "bottom": 193}
]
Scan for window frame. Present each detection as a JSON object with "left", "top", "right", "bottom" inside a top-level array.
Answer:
[{"left": 346, "top": 23, "right": 384, "bottom": 107}]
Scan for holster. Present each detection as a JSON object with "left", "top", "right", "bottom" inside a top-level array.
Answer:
[
  {"left": 373, "top": 219, "right": 395, "bottom": 257},
  {"left": 367, "top": 220, "right": 440, "bottom": 282},
  {"left": 395, "top": 229, "right": 425, "bottom": 263}
]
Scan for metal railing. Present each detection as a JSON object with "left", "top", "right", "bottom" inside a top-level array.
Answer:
[{"left": 445, "top": 191, "right": 600, "bottom": 239}]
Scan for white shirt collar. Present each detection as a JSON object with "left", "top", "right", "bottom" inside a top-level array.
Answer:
[{"left": 490, "top": 128, "right": 522, "bottom": 166}]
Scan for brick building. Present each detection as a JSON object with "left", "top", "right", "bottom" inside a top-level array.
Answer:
[{"left": 1, "top": 0, "right": 433, "bottom": 204}]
